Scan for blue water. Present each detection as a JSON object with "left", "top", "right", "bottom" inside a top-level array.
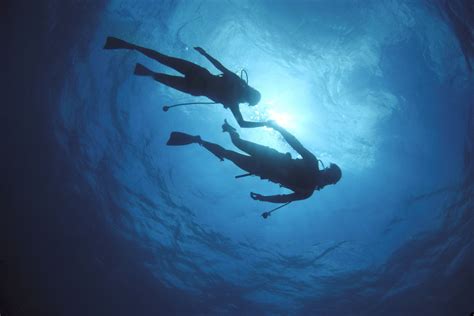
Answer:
[{"left": 3, "top": 0, "right": 473, "bottom": 315}]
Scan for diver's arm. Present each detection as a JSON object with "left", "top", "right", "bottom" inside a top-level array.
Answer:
[
  {"left": 250, "top": 191, "right": 312, "bottom": 203},
  {"left": 266, "top": 121, "right": 317, "bottom": 161},
  {"left": 230, "top": 105, "right": 267, "bottom": 128},
  {"left": 194, "top": 47, "right": 231, "bottom": 74}
]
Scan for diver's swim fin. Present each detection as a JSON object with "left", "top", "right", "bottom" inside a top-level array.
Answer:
[
  {"left": 134, "top": 63, "right": 154, "bottom": 76},
  {"left": 166, "top": 132, "right": 202, "bottom": 146},
  {"left": 103, "top": 36, "right": 133, "bottom": 50}
]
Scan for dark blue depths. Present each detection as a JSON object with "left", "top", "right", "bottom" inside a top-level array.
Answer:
[{"left": 2, "top": 0, "right": 473, "bottom": 315}]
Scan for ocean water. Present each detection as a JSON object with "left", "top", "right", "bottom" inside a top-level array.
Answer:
[{"left": 2, "top": 0, "right": 473, "bottom": 315}]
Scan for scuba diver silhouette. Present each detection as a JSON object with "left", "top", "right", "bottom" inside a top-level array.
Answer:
[
  {"left": 166, "top": 120, "right": 342, "bottom": 216},
  {"left": 103, "top": 36, "right": 265, "bottom": 128}
]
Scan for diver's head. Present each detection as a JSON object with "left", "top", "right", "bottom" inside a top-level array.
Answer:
[
  {"left": 246, "top": 86, "right": 261, "bottom": 106},
  {"left": 319, "top": 163, "right": 342, "bottom": 189}
]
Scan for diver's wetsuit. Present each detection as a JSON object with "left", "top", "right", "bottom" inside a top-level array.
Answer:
[
  {"left": 137, "top": 48, "right": 245, "bottom": 102},
  {"left": 199, "top": 125, "right": 320, "bottom": 203},
  {"left": 104, "top": 36, "right": 265, "bottom": 128}
]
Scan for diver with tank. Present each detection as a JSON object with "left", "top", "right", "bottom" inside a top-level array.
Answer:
[{"left": 104, "top": 36, "right": 342, "bottom": 218}]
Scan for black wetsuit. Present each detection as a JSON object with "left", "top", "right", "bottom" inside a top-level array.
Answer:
[
  {"left": 199, "top": 125, "right": 321, "bottom": 203},
  {"left": 104, "top": 36, "right": 265, "bottom": 128},
  {"left": 256, "top": 152, "right": 320, "bottom": 194}
]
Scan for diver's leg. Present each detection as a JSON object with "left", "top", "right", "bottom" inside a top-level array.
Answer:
[
  {"left": 166, "top": 132, "right": 255, "bottom": 171},
  {"left": 104, "top": 36, "right": 204, "bottom": 75},
  {"left": 222, "top": 120, "right": 269, "bottom": 156},
  {"left": 134, "top": 64, "right": 196, "bottom": 95},
  {"left": 133, "top": 44, "right": 205, "bottom": 75},
  {"left": 201, "top": 141, "right": 256, "bottom": 173},
  {"left": 153, "top": 73, "right": 197, "bottom": 95}
]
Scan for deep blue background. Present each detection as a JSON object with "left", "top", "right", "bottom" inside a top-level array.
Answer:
[{"left": 2, "top": 1, "right": 473, "bottom": 315}]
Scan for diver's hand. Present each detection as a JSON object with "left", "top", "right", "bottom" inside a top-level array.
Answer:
[
  {"left": 250, "top": 192, "right": 263, "bottom": 200},
  {"left": 194, "top": 47, "right": 206, "bottom": 54},
  {"left": 265, "top": 120, "right": 279, "bottom": 129}
]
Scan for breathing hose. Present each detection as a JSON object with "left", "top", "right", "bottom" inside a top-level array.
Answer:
[{"left": 163, "top": 101, "right": 217, "bottom": 112}]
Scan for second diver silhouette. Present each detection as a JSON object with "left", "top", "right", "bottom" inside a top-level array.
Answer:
[
  {"left": 166, "top": 120, "right": 342, "bottom": 217},
  {"left": 104, "top": 36, "right": 266, "bottom": 128}
]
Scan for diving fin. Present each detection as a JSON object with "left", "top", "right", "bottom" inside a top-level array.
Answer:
[
  {"left": 166, "top": 132, "right": 202, "bottom": 146},
  {"left": 134, "top": 63, "right": 154, "bottom": 76},
  {"left": 103, "top": 36, "right": 133, "bottom": 50}
]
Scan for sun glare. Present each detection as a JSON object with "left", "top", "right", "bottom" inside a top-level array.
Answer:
[{"left": 267, "top": 109, "right": 293, "bottom": 129}]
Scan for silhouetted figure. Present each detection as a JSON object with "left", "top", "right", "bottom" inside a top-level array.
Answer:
[
  {"left": 166, "top": 120, "right": 342, "bottom": 203},
  {"left": 104, "top": 36, "right": 265, "bottom": 128}
]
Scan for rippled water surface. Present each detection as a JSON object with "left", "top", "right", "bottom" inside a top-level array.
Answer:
[{"left": 3, "top": 1, "right": 473, "bottom": 315}]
